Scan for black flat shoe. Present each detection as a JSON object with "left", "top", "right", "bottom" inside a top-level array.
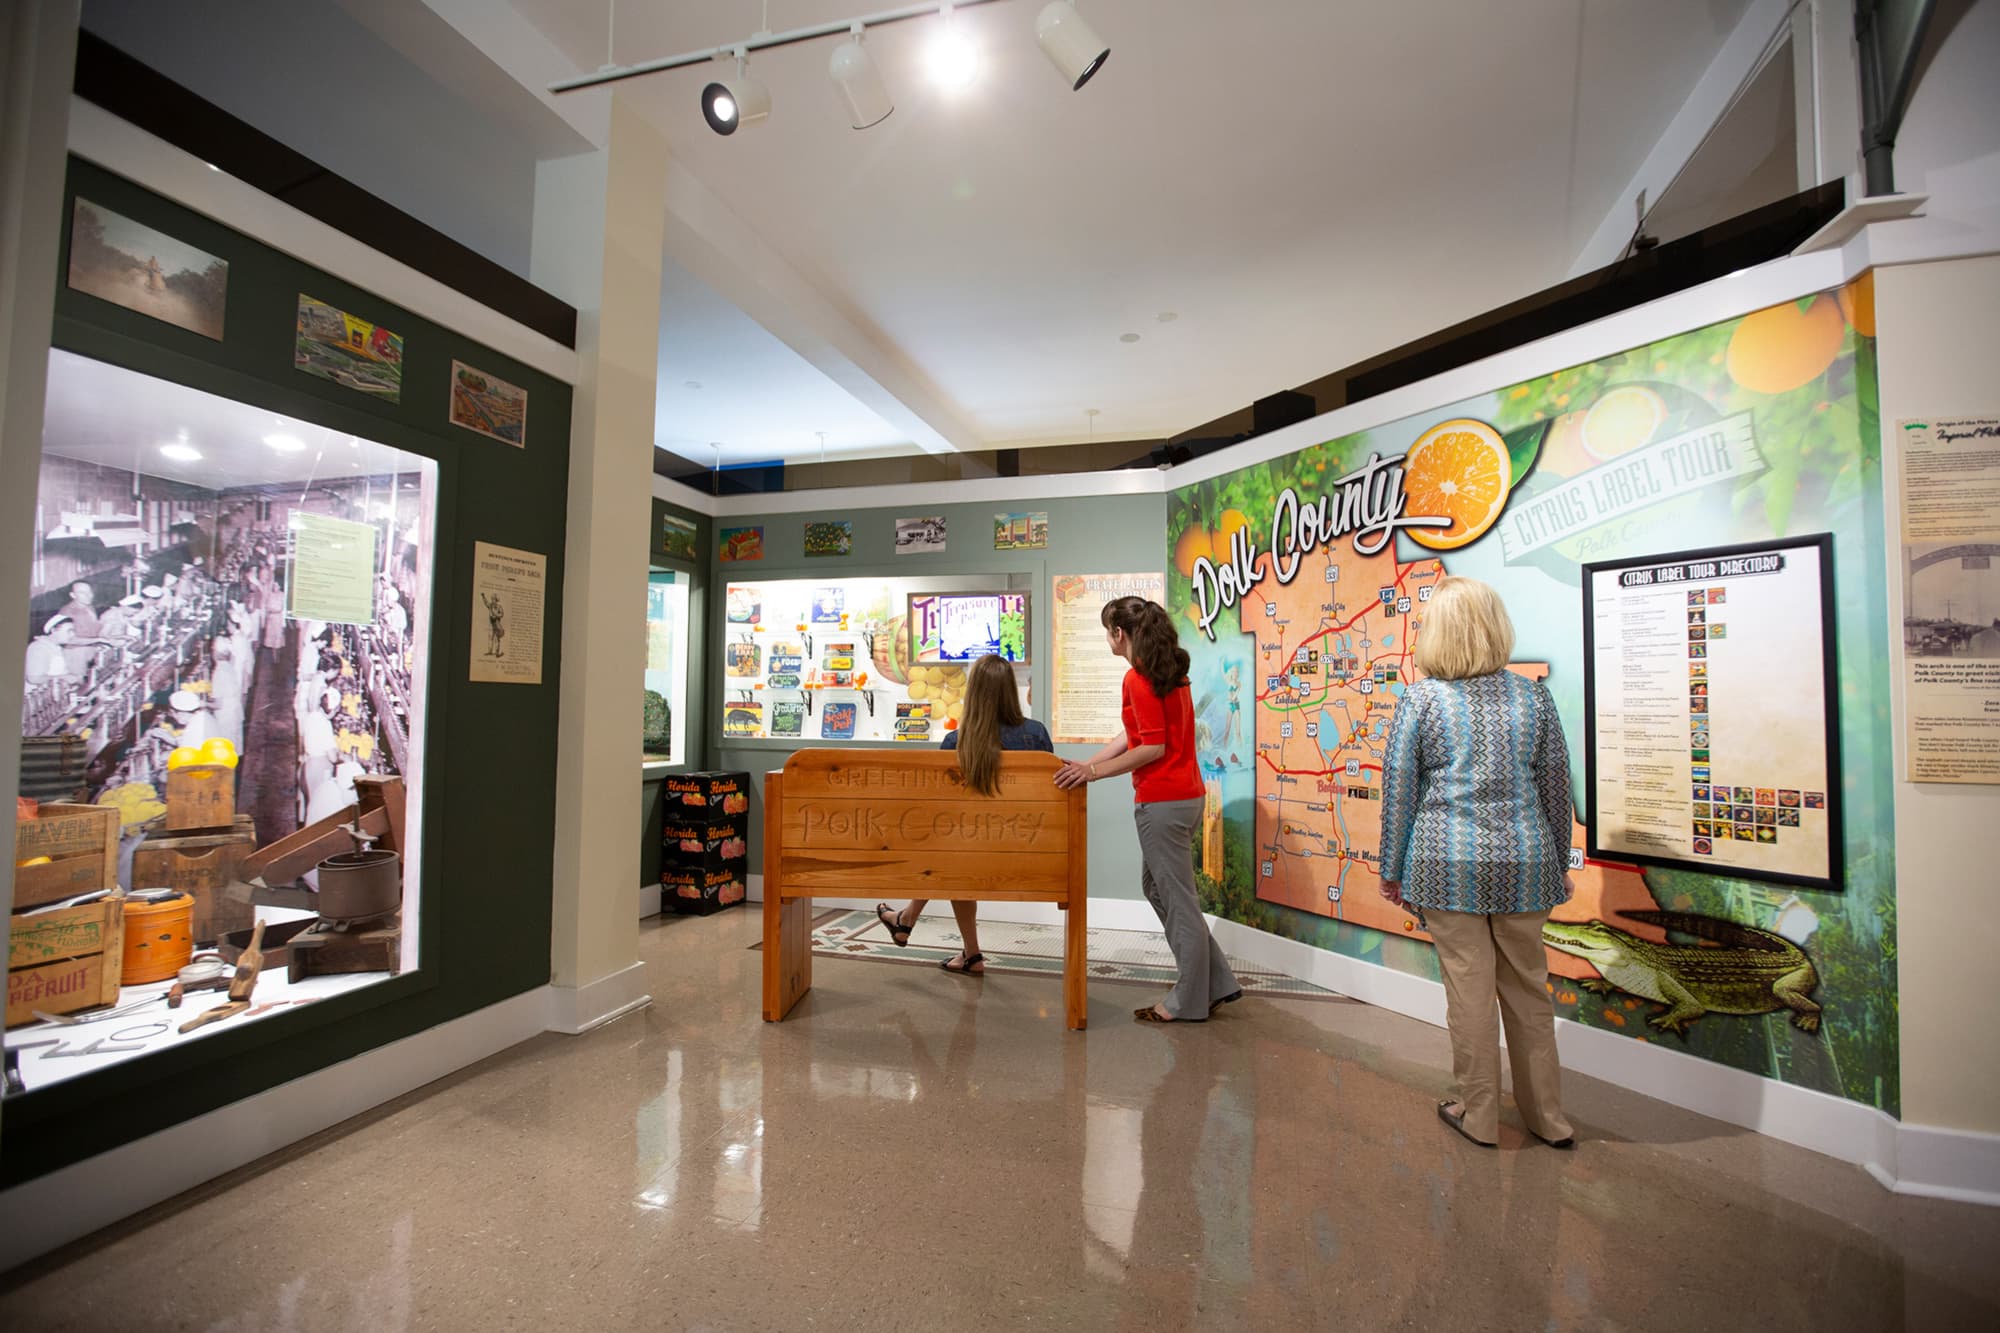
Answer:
[
  {"left": 1436, "top": 1100, "right": 1497, "bottom": 1148},
  {"left": 1208, "top": 989, "right": 1244, "bottom": 1015},
  {"left": 1529, "top": 1128, "right": 1576, "bottom": 1150},
  {"left": 875, "top": 902, "right": 912, "bottom": 947}
]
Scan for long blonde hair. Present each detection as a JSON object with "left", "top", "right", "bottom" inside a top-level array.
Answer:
[
  {"left": 1412, "top": 577, "right": 1515, "bottom": 679},
  {"left": 954, "top": 654, "right": 1024, "bottom": 796}
]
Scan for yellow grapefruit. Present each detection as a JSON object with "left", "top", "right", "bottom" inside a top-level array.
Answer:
[
  {"left": 1403, "top": 419, "right": 1511, "bottom": 551},
  {"left": 1536, "top": 409, "right": 1593, "bottom": 478},
  {"left": 1213, "top": 508, "right": 1253, "bottom": 559},
  {"left": 1726, "top": 297, "right": 1845, "bottom": 394},
  {"left": 1580, "top": 385, "right": 1667, "bottom": 461}
]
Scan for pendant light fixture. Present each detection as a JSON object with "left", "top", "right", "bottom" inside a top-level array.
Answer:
[
  {"left": 828, "top": 25, "right": 894, "bottom": 129},
  {"left": 550, "top": 0, "right": 1111, "bottom": 134},
  {"left": 1036, "top": 1, "right": 1110, "bottom": 91},
  {"left": 702, "top": 49, "right": 772, "bottom": 136}
]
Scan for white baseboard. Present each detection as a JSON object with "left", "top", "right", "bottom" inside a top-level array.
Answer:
[
  {"left": 639, "top": 883, "right": 662, "bottom": 918},
  {"left": 1206, "top": 912, "right": 2000, "bottom": 1206},
  {"left": 1883, "top": 1123, "right": 2000, "bottom": 1207},
  {"left": 0, "top": 985, "right": 552, "bottom": 1272},
  {"left": 545, "top": 960, "right": 652, "bottom": 1035}
]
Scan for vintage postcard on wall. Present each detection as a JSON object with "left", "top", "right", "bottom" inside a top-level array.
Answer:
[
  {"left": 68, "top": 198, "right": 227, "bottom": 340},
  {"left": 658, "top": 513, "right": 698, "bottom": 562},
  {"left": 994, "top": 512, "right": 1049, "bottom": 550},
  {"left": 449, "top": 360, "right": 527, "bottom": 447},
  {"left": 804, "top": 521, "right": 853, "bottom": 558},
  {"left": 720, "top": 526, "right": 764, "bottom": 562},
  {"left": 296, "top": 294, "right": 404, "bottom": 401},
  {"left": 469, "top": 541, "right": 546, "bottom": 685},
  {"left": 896, "top": 515, "right": 946, "bottom": 555}
]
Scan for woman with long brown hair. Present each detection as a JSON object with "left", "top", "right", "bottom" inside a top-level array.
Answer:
[
  {"left": 1056, "top": 596, "right": 1241, "bottom": 1022},
  {"left": 876, "top": 653, "right": 1051, "bottom": 974}
]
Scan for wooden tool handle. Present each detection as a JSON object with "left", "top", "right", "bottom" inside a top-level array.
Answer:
[
  {"left": 227, "top": 918, "right": 268, "bottom": 1001},
  {"left": 177, "top": 1000, "right": 248, "bottom": 1034}
]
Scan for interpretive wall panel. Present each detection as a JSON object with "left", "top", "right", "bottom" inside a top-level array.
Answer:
[
  {"left": 1584, "top": 536, "right": 1840, "bottom": 888},
  {"left": 1169, "top": 278, "right": 1896, "bottom": 1111}
]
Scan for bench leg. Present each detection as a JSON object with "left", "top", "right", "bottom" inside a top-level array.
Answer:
[
  {"left": 762, "top": 892, "right": 812, "bottom": 1022},
  {"left": 1064, "top": 891, "right": 1088, "bottom": 1031}
]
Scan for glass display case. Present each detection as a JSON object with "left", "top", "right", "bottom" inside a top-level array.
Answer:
[
  {"left": 644, "top": 568, "right": 689, "bottom": 764},
  {"left": 8, "top": 350, "right": 437, "bottom": 1089},
  {"left": 718, "top": 574, "right": 1032, "bottom": 744}
]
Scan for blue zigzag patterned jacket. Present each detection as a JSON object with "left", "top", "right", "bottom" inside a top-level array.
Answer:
[{"left": 1378, "top": 671, "right": 1576, "bottom": 915}]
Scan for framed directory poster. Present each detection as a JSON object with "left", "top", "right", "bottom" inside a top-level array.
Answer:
[{"left": 1582, "top": 533, "right": 1841, "bottom": 890}]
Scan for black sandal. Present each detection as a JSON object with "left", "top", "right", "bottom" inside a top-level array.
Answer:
[
  {"left": 875, "top": 902, "right": 912, "bottom": 947},
  {"left": 1208, "top": 989, "right": 1243, "bottom": 1015},
  {"left": 1436, "top": 1099, "right": 1497, "bottom": 1149},
  {"left": 940, "top": 951, "right": 984, "bottom": 975},
  {"left": 1134, "top": 1005, "right": 1202, "bottom": 1023}
]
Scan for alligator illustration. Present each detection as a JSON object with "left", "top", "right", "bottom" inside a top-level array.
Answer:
[{"left": 1541, "top": 911, "right": 1821, "bottom": 1035}]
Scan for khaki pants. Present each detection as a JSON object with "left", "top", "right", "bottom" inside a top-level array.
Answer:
[{"left": 1426, "top": 907, "right": 1573, "bottom": 1145}]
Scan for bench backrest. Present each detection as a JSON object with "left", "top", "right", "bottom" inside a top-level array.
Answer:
[{"left": 768, "top": 749, "right": 1085, "bottom": 903}]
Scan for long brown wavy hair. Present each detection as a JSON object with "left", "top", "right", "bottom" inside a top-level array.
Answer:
[
  {"left": 954, "top": 653, "right": 1025, "bottom": 796},
  {"left": 1100, "top": 596, "right": 1190, "bottom": 698}
]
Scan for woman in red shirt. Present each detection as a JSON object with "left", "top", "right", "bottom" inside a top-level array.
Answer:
[{"left": 1057, "top": 597, "right": 1242, "bottom": 1023}]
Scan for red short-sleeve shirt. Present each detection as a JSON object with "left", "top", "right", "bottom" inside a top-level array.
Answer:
[{"left": 1121, "top": 668, "right": 1204, "bottom": 803}]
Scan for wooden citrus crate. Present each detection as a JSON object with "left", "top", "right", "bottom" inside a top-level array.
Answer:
[
  {"left": 131, "top": 817, "right": 257, "bottom": 944},
  {"left": 165, "top": 764, "right": 235, "bottom": 833},
  {"left": 6, "top": 952, "right": 122, "bottom": 1027},
  {"left": 13, "top": 802, "right": 120, "bottom": 911},
  {"left": 7, "top": 896, "right": 125, "bottom": 1027}
]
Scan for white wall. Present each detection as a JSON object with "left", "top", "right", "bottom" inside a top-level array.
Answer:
[{"left": 1873, "top": 253, "right": 2000, "bottom": 1135}]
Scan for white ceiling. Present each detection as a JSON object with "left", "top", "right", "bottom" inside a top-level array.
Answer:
[
  {"left": 42, "top": 349, "right": 430, "bottom": 492},
  {"left": 501, "top": 0, "right": 1757, "bottom": 460},
  {"left": 82, "top": 1, "right": 1771, "bottom": 470}
]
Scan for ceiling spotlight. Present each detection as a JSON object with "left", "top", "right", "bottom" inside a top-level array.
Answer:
[
  {"left": 264, "top": 433, "right": 306, "bottom": 453},
  {"left": 160, "top": 443, "right": 202, "bottom": 462},
  {"left": 1036, "top": 1, "right": 1110, "bottom": 90},
  {"left": 829, "top": 25, "right": 893, "bottom": 129},
  {"left": 702, "top": 51, "right": 770, "bottom": 135},
  {"left": 928, "top": 4, "right": 980, "bottom": 92}
]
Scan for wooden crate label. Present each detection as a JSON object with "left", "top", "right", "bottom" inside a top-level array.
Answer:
[
  {"left": 6, "top": 954, "right": 111, "bottom": 1026},
  {"left": 166, "top": 765, "right": 234, "bottom": 829},
  {"left": 13, "top": 808, "right": 115, "bottom": 859},
  {"left": 9, "top": 909, "right": 111, "bottom": 968}
]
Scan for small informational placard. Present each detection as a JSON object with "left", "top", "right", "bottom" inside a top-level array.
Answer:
[
  {"left": 1050, "top": 572, "right": 1166, "bottom": 743},
  {"left": 1583, "top": 535, "right": 1840, "bottom": 890},
  {"left": 469, "top": 541, "right": 546, "bottom": 685},
  {"left": 1896, "top": 416, "right": 2000, "bottom": 784},
  {"left": 287, "top": 511, "right": 377, "bottom": 625}
]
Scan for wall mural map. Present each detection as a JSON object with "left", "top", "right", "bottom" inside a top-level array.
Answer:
[{"left": 1170, "top": 278, "right": 1896, "bottom": 1112}]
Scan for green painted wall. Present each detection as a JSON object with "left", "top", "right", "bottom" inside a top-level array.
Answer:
[
  {"left": 2, "top": 158, "right": 574, "bottom": 1186},
  {"left": 704, "top": 491, "right": 1167, "bottom": 902}
]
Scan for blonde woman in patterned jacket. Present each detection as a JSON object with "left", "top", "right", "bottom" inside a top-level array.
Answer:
[{"left": 1378, "top": 577, "right": 1576, "bottom": 1150}]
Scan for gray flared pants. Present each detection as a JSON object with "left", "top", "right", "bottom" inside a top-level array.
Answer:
[{"left": 1134, "top": 797, "right": 1239, "bottom": 1019}]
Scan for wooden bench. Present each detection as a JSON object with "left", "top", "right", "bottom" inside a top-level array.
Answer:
[{"left": 762, "top": 749, "right": 1089, "bottom": 1030}]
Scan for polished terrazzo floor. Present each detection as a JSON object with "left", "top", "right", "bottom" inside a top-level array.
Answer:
[{"left": 4, "top": 907, "right": 1998, "bottom": 1330}]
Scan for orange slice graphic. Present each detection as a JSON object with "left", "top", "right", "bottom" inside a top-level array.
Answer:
[{"left": 1403, "top": 418, "right": 1511, "bottom": 551}]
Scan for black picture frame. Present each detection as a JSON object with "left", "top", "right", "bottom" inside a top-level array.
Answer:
[{"left": 1580, "top": 532, "right": 1843, "bottom": 892}]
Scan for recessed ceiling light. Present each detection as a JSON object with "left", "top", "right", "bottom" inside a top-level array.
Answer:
[
  {"left": 1156, "top": 312, "right": 1178, "bottom": 323},
  {"left": 1119, "top": 332, "right": 1141, "bottom": 344},
  {"left": 160, "top": 443, "right": 202, "bottom": 462},
  {"left": 264, "top": 433, "right": 306, "bottom": 453}
]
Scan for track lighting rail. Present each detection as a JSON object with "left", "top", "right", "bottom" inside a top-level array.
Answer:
[{"left": 549, "top": 0, "right": 1010, "bottom": 94}]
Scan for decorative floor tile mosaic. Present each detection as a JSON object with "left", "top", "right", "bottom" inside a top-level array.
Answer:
[{"left": 754, "top": 908, "right": 1343, "bottom": 1001}]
